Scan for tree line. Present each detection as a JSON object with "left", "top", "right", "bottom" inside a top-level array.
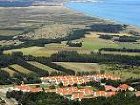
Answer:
[{"left": 6, "top": 91, "right": 140, "bottom": 105}]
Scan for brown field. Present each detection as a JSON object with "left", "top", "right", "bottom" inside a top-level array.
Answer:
[
  {"left": 27, "top": 61, "right": 59, "bottom": 73},
  {"left": 9, "top": 64, "right": 34, "bottom": 74},
  {"left": 54, "top": 62, "right": 100, "bottom": 73},
  {"left": 1, "top": 67, "right": 16, "bottom": 77}
]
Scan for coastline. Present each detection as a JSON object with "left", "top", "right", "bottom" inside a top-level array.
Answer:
[
  {"left": 64, "top": 2, "right": 140, "bottom": 34},
  {"left": 0, "top": 3, "right": 140, "bottom": 34}
]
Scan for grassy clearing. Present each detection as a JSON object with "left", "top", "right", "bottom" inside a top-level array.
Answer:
[
  {"left": 54, "top": 62, "right": 100, "bottom": 73},
  {"left": 27, "top": 61, "right": 59, "bottom": 73},
  {"left": 9, "top": 64, "right": 33, "bottom": 74}
]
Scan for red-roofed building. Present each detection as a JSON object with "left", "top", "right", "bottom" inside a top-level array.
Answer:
[
  {"left": 104, "top": 85, "right": 118, "bottom": 92},
  {"left": 71, "top": 92, "right": 84, "bottom": 101},
  {"left": 118, "top": 84, "right": 130, "bottom": 91},
  {"left": 14, "top": 85, "right": 42, "bottom": 93},
  {"left": 135, "top": 91, "right": 140, "bottom": 97}
]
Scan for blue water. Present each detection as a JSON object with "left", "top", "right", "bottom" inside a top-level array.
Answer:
[
  {"left": 65, "top": 0, "right": 140, "bottom": 27},
  {"left": 0, "top": 1, "right": 32, "bottom": 7}
]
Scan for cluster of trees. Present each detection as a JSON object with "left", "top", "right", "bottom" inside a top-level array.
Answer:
[
  {"left": 114, "top": 36, "right": 140, "bottom": 42},
  {"left": 129, "top": 30, "right": 140, "bottom": 36},
  {"left": 100, "top": 48, "right": 140, "bottom": 53},
  {"left": 6, "top": 91, "right": 75, "bottom": 105},
  {"left": 0, "top": 29, "right": 87, "bottom": 51},
  {"left": 0, "top": 69, "right": 41, "bottom": 85},
  {"left": 89, "top": 24, "right": 125, "bottom": 33},
  {"left": 99, "top": 35, "right": 113, "bottom": 40},
  {"left": 0, "top": 52, "right": 41, "bottom": 85},
  {"left": 6, "top": 91, "right": 140, "bottom": 105},
  {"left": 67, "top": 41, "right": 82, "bottom": 47},
  {"left": 48, "top": 51, "right": 140, "bottom": 66},
  {"left": 0, "top": 70, "right": 12, "bottom": 85}
]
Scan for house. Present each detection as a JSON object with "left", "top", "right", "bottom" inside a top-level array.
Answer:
[
  {"left": 71, "top": 92, "right": 84, "bottom": 101},
  {"left": 118, "top": 84, "right": 134, "bottom": 91},
  {"left": 78, "top": 87, "right": 94, "bottom": 96},
  {"left": 93, "top": 91, "right": 117, "bottom": 97},
  {"left": 41, "top": 76, "right": 90, "bottom": 86},
  {"left": 56, "top": 87, "right": 79, "bottom": 96},
  {"left": 56, "top": 86, "right": 94, "bottom": 100},
  {"left": 104, "top": 85, "right": 118, "bottom": 92},
  {"left": 14, "top": 84, "right": 42, "bottom": 93},
  {"left": 135, "top": 91, "right": 140, "bottom": 97}
]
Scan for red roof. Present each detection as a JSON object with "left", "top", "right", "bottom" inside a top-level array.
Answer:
[
  {"left": 118, "top": 84, "right": 129, "bottom": 90},
  {"left": 71, "top": 92, "right": 84, "bottom": 100},
  {"left": 15, "top": 85, "right": 42, "bottom": 93},
  {"left": 105, "top": 85, "right": 118, "bottom": 91}
]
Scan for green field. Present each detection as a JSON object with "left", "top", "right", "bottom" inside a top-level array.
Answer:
[
  {"left": 54, "top": 62, "right": 100, "bottom": 73},
  {"left": 100, "top": 64, "right": 140, "bottom": 80},
  {"left": 82, "top": 38, "right": 119, "bottom": 50},
  {"left": 80, "top": 32, "right": 140, "bottom": 50}
]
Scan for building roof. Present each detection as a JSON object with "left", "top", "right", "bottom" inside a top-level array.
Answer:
[
  {"left": 118, "top": 84, "right": 130, "bottom": 90},
  {"left": 15, "top": 85, "right": 42, "bottom": 93},
  {"left": 105, "top": 85, "right": 118, "bottom": 91}
]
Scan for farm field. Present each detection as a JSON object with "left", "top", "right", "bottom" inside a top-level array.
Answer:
[
  {"left": 54, "top": 62, "right": 100, "bottom": 73},
  {"left": 9, "top": 64, "right": 33, "bottom": 75},
  {"left": 3, "top": 46, "right": 57, "bottom": 57},
  {"left": 1, "top": 61, "right": 63, "bottom": 77},
  {"left": 4, "top": 34, "right": 140, "bottom": 57},
  {"left": 101, "top": 51, "right": 140, "bottom": 56},
  {"left": 1, "top": 67, "right": 16, "bottom": 77},
  {"left": 80, "top": 32, "right": 140, "bottom": 50},
  {"left": 3, "top": 43, "right": 91, "bottom": 57},
  {"left": 27, "top": 61, "right": 59, "bottom": 73},
  {"left": 100, "top": 64, "right": 140, "bottom": 80}
]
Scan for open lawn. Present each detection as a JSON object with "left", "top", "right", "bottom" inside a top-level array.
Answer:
[{"left": 54, "top": 62, "right": 100, "bottom": 73}]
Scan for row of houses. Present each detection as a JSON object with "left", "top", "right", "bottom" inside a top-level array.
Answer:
[
  {"left": 10, "top": 75, "right": 139, "bottom": 101},
  {"left": 12, "top": 83, "right": 137, "bottom": 101},
  {"left": 56, "top": 86, "right": 116, "bottom": 101},
  {"left": 40, "top": 74, "right": 120, "bottom": 86}
]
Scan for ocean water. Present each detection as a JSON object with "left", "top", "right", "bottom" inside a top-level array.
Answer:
[
  {"left": 65, "top": 0, "right": 140, "bottom": 27},
  {"left": 0, "top": 1, "right": 32, "bottom": 7}
]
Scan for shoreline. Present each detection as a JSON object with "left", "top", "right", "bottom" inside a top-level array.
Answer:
[
  {"left": 64, "top": 2, "right": 140, "bottom": 33},
  {"left": 0, "top": 4, "right": 140, "bottom": 34}
]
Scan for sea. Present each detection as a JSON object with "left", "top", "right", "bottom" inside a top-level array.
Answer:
[{"left": 65, "top": 0, "right": 140, "bottom": 27}]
